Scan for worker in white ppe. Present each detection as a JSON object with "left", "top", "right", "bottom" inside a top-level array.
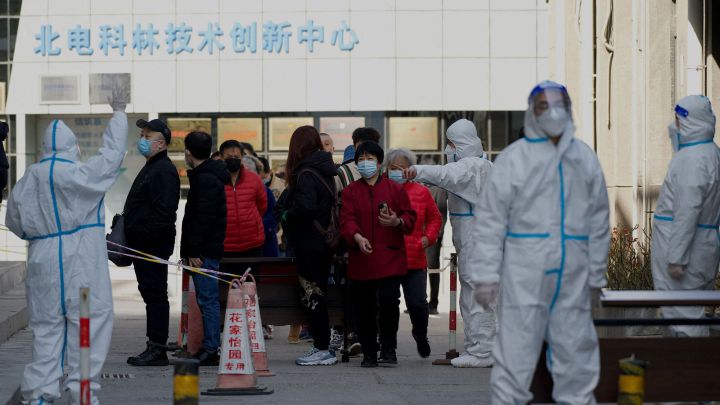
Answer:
[
  {"left": 472, "top": 81, "right": 610, "bottom": 404},
  {"left": 404, "top": 118, "right": 495, "bottom": 368},
  {"left": 651, "top": 95, "right": 720, "bottom": 337},
  {"left": 6, "top": 87, "right": 129, "bottom": 405}
]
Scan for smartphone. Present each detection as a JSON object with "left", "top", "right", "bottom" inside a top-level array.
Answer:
[{"left": 378, "top": 202, "right": 389, "bottom": 216}]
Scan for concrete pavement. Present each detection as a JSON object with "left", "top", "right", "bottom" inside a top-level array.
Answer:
[{"left": 2, "top": 290, "right": 492, "bottom": 405}]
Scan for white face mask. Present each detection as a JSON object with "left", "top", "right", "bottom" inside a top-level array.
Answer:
[
  {"left": 668, "top": 122, "right": 680, "bottom": 152},
  {"left": 444, "top": 145, "right": 458, "bottom": 162},
  {"left": 536, "top": 107, "right": 569, "bottom": 137}
]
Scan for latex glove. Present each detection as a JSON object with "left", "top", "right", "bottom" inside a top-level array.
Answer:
[
  {"left": 403, "top": 166, "right": 418, "bottom": 181},
  {"left": 107, "top": 83, "right": 129, "bottom": 112},
  {"left": 668, "top": 264, "right": 686, "bottom": 280},
  {"left": 474, "top": 283, "right": 499, "bottom": 310},
  {"left": 590, "top": 288, "right": 603, "bottom": 309}
]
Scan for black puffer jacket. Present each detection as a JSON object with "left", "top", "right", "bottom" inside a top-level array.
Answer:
[
  {"left": 180, "top": 159, "right": 231, "bottom": 260},
  {"left": 283, "top": 150, "right": 336, "bottom": 253},
  {"left": 124, "top": 150, "right": 180, "bottom": 258}
]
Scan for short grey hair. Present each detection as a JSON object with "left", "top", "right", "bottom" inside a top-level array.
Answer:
[{"left": 385, "top": 148, "right": 417, "bottom": 168}]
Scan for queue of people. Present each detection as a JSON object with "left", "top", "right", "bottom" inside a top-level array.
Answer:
[{"left": 6, "top": 80, "right": 719, "bottom": 404}]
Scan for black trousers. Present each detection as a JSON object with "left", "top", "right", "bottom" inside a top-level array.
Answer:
[
  {"left": 297, "top": 249, "right": 333, "bottom": 350},
  {"left": 428, "top": 273, "right": 440, "bottom": 309},
  {"left": 133, "top": 257, "right": 170, "bottom": 345},
  {"left": 402, "top": 269, "right": 429, "bottom": 338},
  {"left": 352, "top": 276, "right": 402, "bottom": 357}
]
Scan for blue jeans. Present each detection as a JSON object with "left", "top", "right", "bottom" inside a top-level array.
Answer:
[{"left": 191, "top": 258, "right": 221, "bottom": 353}]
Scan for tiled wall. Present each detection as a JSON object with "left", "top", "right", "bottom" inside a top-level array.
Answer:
[{"left": 8, "top": 0, "right": 548, "bottom": 114}]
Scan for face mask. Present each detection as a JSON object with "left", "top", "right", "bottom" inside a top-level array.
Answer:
[
  {"left": 263, "top": 177, "right": 272, "bottom": 186},
  {"left": 536, "top": 107, "right": 569, "bottom": 137},
  {"left": 445, "top": 145, "right": 458, "bottom": 163},
  {"left": 225, "top": 157, "right": 242, "bottom": 173},
  {"left": 668, "top": 122, "right": 680, "bottom": 152},
  {"left": 137, "top": 138, "right": 153, "bottom": 157},
  {"left": 357, "top": 160, "right": 378, "bottom": 179},
  {"left": 388, "top": 169, "right": 406, "bottom": 184}
]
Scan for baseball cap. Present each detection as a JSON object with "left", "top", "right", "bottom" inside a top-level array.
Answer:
[{"left": 136, "top": 119, "right": 171, "bottom": 145}]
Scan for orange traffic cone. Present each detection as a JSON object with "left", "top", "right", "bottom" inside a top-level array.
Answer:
[
  {"left": 203, "top": 279, "right": 272, "bottom": 396},
  {"left": 187, "top": 277, "right": 204, "bottom": 355},
  {"left": 241, "top": 274, "right": 275, "bottom": 377}
]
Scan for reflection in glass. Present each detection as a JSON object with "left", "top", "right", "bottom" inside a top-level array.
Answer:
[
  {"left": 388, "top": 117, "right": 439, "bottom": 151},
  {"left": 268, "top": 117, "right": 313, "bottom": 151},
  {"left": 218, "top": 118, "right": 263, "bottom": 151}
]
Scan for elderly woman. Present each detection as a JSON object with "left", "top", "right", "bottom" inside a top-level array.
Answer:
[
  {"left": 386, "top": 148, "right": 442, "bottom": 358},
  {"left": 340, "top": 140, "right": 417, "bottom": 367}
]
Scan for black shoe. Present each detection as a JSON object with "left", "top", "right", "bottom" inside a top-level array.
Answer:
[
  {"left": 413, "top": 334, "right": 431, "bottom": 358},
  {"left": 194, "top": 348, "right": 220, "bottom": 367},
  {"left": 429, "top": 306, "right": 439, "bottom": 315},
  {"left": 361, "top": 356, "right": 378, "bottom": 368},
  {"left": 127, "top": 341, "right": 169, "bottom": 366},
  {"left": 378, "top": 348, "right": 397, "bottom": 365}
]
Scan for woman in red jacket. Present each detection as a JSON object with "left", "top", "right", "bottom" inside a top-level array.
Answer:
[
  {"left": 340, "top": 141, "right": 417, "bottom": 367},
  {"left": 385, "top": 148, "right": 442, "bottom": 359}
]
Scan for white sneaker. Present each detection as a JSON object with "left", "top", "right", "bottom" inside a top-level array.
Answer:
[
  {"left": 295, "top": 347, "right": 338, "bottom": 366},
  {"left": 451, "top": 352, "right": 494, "bottom": 368}
]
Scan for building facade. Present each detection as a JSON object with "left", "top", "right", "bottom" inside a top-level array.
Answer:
[
  {"left": 549, "top": 0, "right": 719, "bottom": 234},
  {"left": 0, "top": 0, "right": 549, "bottom": 302}
]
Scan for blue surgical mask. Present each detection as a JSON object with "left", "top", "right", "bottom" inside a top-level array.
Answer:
[
  {"left": 357, "top": 160, "right": 378, "bottom": 179},
  {"left": 137, "top": 138, "right": 153, "bottom": 157},
  {"left": 388, "top": 169, "right": 406, "bottom": 184},
  {"left": 445, "top": 145, "right": 458, "bottom": 163}
]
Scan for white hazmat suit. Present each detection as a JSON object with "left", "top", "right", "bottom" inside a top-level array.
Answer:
[
  {"left": 7, "top": 109, "right": 128, "bottom": 404},
  {"left": 651, "top": 95, "right": 720, "bottom": 337},
  {"left": 412, "top": 119, "right": 495, "bottom": 367},
  {"left": 472, "top": 81, "right": 610, "bottom": 404}
]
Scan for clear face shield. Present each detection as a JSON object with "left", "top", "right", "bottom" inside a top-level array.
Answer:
[
  {"left": 668, "top": 104, "right": 687, "bottom": 152},
  {"left": 530, "top": 89, "right": 571, "bottom": 138}
]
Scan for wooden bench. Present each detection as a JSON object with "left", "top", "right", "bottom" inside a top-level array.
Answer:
[{"left": 530, "top": 290, "right": 720, "bottom": 403}]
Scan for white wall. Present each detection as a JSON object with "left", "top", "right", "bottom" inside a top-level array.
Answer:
[{"left": 8, "top": 0, "right": 548, "bottom": 114}]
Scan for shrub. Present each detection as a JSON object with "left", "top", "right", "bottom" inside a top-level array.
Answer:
[{"left": 606, "top": 225, "right": 654, "bottom": 290}]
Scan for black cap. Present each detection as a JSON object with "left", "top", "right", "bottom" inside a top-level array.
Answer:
[{"left": 136, "top": 119, "right": 171, "bottom": 145}]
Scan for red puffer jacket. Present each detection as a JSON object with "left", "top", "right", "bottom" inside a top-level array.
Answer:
[
  {"left": 340, "top": 176, "right": 417, "bottom": 280},
  {"left": 401, "top": 181, "right": 442, "bottom": 269},
  {"left": 224, "top": 167, "right": 267, "bottom": 252}
]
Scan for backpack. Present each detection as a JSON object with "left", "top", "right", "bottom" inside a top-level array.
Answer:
[{"left": 296, "top": 168, "right": 343, "bottom": 252}]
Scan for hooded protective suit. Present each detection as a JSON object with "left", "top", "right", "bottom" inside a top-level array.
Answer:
[
  {"left": 651, "top": 95, "right": 720, "bottom": 337},
  {"left": 412, "top": 119, "right": 495, "bottom": 364},
  {"left": 472, "top": 81, "right": 609, "bottom": 404},
  {"left": 6, "top": 111, "right": 128, "bottom": 404}
]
